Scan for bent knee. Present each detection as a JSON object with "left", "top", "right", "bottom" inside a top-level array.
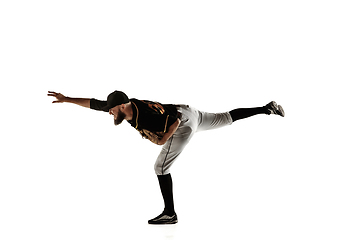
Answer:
[{"left": 154, "top": 163, "right": 170, "bottom": 175}]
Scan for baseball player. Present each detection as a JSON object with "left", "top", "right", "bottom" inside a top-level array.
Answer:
[{"left": 48, "top": 90, "right": 285, "bottom": 224}]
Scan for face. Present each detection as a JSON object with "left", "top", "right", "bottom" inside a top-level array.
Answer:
[{"left": 109, "top": 105, "right": 126, "bottom": 125}]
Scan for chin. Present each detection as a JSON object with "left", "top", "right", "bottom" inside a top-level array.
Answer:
[
  {"left": 114, "top": 112, "right": 126, "bottom": 125},
  {"left": 114, "top": 118, "right": 124, "bottom": 126}
]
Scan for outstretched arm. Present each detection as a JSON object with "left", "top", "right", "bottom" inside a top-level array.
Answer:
[{"left": 47, "top": 91, "right": 90, "bottom": 108}]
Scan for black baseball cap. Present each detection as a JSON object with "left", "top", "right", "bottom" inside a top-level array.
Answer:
[{"left": 102, "top": 91, "right": 130, "bottom": 111}]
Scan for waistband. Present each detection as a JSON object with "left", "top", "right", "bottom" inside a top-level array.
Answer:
[
  {"left": 175, "top": 104, "right": 189, "bottom": 119},
  {"left": 175, "top": 104, "right": 189, "bottom": 108}
]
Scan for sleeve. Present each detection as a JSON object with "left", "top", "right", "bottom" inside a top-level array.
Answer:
[{"left": 90, "top": 98, "right": 107, "bottom": 112}]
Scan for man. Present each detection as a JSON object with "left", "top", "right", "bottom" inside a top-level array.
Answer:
[{"left": 48, "top": 90, "right": 285, "bottom": 224}]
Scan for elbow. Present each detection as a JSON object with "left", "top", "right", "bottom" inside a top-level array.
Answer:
[
  {"left": 157, "top": 138, "right": 167, "bottom": 145},
  {"left": 158, "top": 119, "right": 180, "bottom": 145}
]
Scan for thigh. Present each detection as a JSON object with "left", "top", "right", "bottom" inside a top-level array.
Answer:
[
  {"left": 197, "top": 111, "right": 233, "bottom": 132},
  {"left": 154, "top": 120, "right": 196, "bottom": 175}
]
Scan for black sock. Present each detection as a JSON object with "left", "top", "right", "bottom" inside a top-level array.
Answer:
[
  {"left": 157, "top": 173, "right": 175, "bottom": 215},
  {"left": 229, "top": 107, "right": 267, "bottom": 122}
]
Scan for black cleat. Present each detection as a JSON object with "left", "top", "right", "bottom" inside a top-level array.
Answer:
[
  {"left": 265, "top": 101, "right": 285, "bottom": 117},
  {"left": 148, "top": 211, "right": 178, "bottom": 225}
]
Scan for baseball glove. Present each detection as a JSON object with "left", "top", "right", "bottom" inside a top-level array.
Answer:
[{"left": 138, "top": 129, "right": 165, "bottom": 145}]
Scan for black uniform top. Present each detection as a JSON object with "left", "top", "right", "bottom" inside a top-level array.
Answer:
[{"left": 90, "top": 98, "right": 178, "bottom": 133}]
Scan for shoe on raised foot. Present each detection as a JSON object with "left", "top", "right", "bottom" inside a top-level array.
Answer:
[
  {"left": 148, "top": 211, "right": 178, "bottom": 225},
  {"left": 265, "top": 101, "right": 285, "bottom": 117}
]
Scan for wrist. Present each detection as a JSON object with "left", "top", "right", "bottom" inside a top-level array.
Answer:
[{"left": 64, "top": 96, "right": 75, "bottom": 103}]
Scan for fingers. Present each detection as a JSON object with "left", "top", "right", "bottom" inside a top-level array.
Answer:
[
  {"left": 48, "top": 91, "right": 63, "bottom": 98},
  {"left": 48, "top": 91, "right": 63, "bottom": 103},
  {"left": 47, "top": 91, "right": 58, "bottom": 97}
]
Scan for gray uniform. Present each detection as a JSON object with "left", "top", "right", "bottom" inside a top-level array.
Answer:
[{"left": 155, "top": 105, "right": 233, "bottom": 175}]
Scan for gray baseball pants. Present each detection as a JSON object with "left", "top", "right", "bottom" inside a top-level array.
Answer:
[{"left": 155, "top": 105, "right": 233, "bottom": 175}]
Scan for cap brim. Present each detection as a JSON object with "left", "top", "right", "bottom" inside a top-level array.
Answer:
[{"left": 101, "top": 105, "right": 111, "bottom": 112}]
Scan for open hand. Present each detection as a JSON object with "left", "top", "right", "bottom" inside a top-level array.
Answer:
[{"left": 48, "top": 91, "right": 67, "bottom": 103}]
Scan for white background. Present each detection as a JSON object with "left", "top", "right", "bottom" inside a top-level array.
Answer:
[{"left": 1, "top": 0, "right": 359, "bottom": 239}]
